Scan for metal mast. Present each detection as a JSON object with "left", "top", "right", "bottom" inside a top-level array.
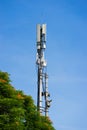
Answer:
[{"left": 36, "top": 24, "right": 52, "bottom": 116}]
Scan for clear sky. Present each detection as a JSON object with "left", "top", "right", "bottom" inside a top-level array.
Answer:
[{"left": 0, "top": 0, "right": 87, "bottom": 130}]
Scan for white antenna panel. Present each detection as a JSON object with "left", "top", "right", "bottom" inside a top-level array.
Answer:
[
  {"left": 42, "top": 24, "right": 46, "bottom": 34},
  {"left": 37, "top": 24, "right": 40, "bottom": 42}
]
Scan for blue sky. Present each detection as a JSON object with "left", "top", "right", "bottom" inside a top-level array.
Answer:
[{"left": 0, "top": 0, "right": 87, "bottom": 129}]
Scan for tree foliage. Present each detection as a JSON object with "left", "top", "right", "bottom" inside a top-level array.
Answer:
[{"left": 0, "top": 71, "right": 55, "bottom": 130}]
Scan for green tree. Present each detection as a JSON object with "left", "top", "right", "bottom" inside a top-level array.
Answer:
[
  {"left": 0, "top": 71, "right": 25, "bottom": 130},
  {"left": 0, "top": 71, "right": 55, "bottom": 130}
]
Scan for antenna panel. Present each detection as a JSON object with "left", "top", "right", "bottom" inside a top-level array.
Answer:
[
  {"left": 42, "top": 24, "right": 46, "bottom": 34},
  {"left": 37, "top": 24, "right": 40, "bottom": 42}
]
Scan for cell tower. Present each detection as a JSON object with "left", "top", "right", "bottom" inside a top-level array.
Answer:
[{"left": 36, "top": 24, "right": 52, "bottom": 116}]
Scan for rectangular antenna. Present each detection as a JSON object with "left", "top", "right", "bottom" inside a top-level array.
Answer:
[
  {"left": 42, "top": 24, "right": 46, "bottom": 34},
  {"left": 36, "top": 24, "right": 41, "bottom": 42}
]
